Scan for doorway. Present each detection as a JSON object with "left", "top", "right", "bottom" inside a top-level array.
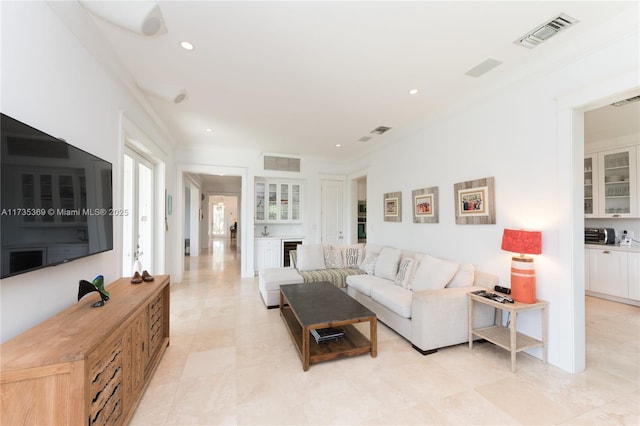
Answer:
[
  {"left": 209, "top": 195, "right": 238, "bottom": 239},
  {"left": 356, "top": 176, "right": 367, "bottom": 243},
  {"left": 560, "top": 71, "right": 639, "bottom": 373}
]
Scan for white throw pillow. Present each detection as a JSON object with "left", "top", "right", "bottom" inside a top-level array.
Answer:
[
  {"left": 324, "top": 248, "right": 344, "bottom": 269},
  {"left": 374, "top": 247, "right": 402, "bottom": 280},
  {"left": 395, "top": 257, "right": 417, "bottom": 289},
  {"left": 342, "top": 244, "right": 364, "bottom": 268},
  {"left": 359, "top": 254, "right": 378, "bottom": 274},
  {"left": 412, "top": 255, "right": 460, "bottom": 291},
  {"left": 447, "top": 263, "right": 475, "bottom": 288},
  {"left": 296, "top": 244, "right": 326, "bottom": 271}
]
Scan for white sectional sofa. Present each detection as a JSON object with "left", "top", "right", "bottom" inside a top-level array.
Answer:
[{"left": 259, "top": 243, "right": 497, "bottom": 354}]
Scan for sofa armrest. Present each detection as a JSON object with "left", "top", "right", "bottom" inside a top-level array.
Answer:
[{"left": 410, "top": 286, "right": 495, "bottom": 352}]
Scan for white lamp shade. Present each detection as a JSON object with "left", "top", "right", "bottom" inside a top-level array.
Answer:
[{"left": 80, "top": 1, "right": 166, "bottom": 36}]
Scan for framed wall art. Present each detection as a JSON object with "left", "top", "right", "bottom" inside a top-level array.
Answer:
[
  {"left": 384, "top": 191, "right": 402, "bottom": 222},
  {"left": 412, "top": 186, "right": 439, "bottom": 223},
  {"left": 454, "top": 176, "right": 495, "bottom": 224}
]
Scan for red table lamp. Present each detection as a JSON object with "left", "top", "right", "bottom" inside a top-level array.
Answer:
[{"left": 501, "top": 229, "right": 542, "bottom": 304}]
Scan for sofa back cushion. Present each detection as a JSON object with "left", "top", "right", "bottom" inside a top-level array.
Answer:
[
  {"left": 374, "top": 247, "right": 402, "bottom": 280},
  {"left": 447, "top": 263, "right": 475, "bottom": 288},
  {"left": 412, "top": 254, "right": 460, "bottom": 291},
  {"left": 296, "top": 244, "right": 326, "bottom": 271}
]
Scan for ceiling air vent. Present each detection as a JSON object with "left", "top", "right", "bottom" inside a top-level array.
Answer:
[
  {"left": 464, "top": 58, "right": 503, "bottom": 78},
  {"left": 611, "top": 95, "right": 640, "bottom": 107},
  {"left": 264, "top": 155, "right": 301, "bottom": 172},
  {"left": 370, "top": 126, "right": 391, "bottom": 135},
  {"left": 514, "top": 13, "right": 579, "bottom": 49},
  {"left": 358, "top": 136, "right": 373, "bottom": 142}
]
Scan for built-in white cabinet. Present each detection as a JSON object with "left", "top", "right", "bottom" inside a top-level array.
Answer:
[
  {"left": 255, "top": 180, "right": 302, "bottom": 223},
  {"left": 585, "top": 145, "right": 637, "bottom": 218},
  {"left": 254, "top": 238, "right": 281, "bottom": 273},
  {"left": 586, "top": 247, "right": 640, "bottom": 303},
  {"left": 628, "top": 252, "right": 640, "bottom": 301},
  {"left": 588, "top": 248, "right": 628, "bottom": 297}
]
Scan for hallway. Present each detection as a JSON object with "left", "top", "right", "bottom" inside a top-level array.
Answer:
[{"left": 131, "top": 241, "right": 639, "bottom": 425}]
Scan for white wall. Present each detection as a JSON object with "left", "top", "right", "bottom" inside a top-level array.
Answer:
[
  {"left": 361, "top": 19, "right": 638, "bottom": 372},
  {"left": 0, "top": 2, "right": 174, "bottom": 342}
]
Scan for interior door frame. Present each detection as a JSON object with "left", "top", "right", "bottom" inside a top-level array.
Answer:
[
  {"left": 174, "top": 164, "right": 250, "bottom": 282},
  {"left": 559, "top": 69, "right": 639, "bottom": 373}
]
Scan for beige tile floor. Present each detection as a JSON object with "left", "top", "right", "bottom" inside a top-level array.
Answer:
[{"left": 131, "top": 239, "right": 640, "bottom": 425}]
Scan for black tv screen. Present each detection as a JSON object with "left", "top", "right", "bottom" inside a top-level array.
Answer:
[{"left": 1, "top": 113, "right": 113, "bottom": 278}]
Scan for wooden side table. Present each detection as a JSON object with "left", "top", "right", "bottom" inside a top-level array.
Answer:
[{"left": 468, "top": 293, "right": 548, "bottom": 372}]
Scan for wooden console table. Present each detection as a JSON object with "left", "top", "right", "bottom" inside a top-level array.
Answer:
[
  {"left": 0, "top": 275, "right": 170, "bottom": 425},
  {"left": 468, "top": 292, "right": 548, "bottom": 372}
]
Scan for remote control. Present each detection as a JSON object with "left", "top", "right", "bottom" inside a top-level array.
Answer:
[
  {"left": 494, "top": 285, "right": 511, "bottom": 295},
  {"left": 504, "top": 297, "right": 514, "bottom": 303}
]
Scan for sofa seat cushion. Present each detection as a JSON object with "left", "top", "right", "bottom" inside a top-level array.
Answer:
[
  {"left": 259, "top": 268, "right": 303, "bottom": 291},
  {"left": 346, "top": 274, "right": 391, "bottom": 296},
  {"left": 370, "top": 284, "right": 412, "bottom": 319},
  {"left": 298, "top": 268, "right": 366, "bottom": 289}
]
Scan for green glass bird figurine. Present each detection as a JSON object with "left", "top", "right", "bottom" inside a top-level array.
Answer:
[{"left": 78, "top": 275, "right": 109, "bottom": 308}]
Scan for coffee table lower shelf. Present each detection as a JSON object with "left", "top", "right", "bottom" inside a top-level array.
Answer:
[{"left": 281, "top": 305, "right": 374, "bottom": 369}]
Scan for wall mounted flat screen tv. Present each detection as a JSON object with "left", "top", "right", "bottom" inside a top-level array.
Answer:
[{"left": 1, "top": 113, "right": 113, "bottom": 278}]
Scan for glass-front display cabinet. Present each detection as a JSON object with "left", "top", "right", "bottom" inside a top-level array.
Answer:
[
  {"left": 598, "top": 146, "right": 637, "bottom": 217},
  {"left": 255, "top": 180, "right": 303, "bottom": 223},
  {"left": 584, "top": 155, "right": 597, "bottom": 217}
]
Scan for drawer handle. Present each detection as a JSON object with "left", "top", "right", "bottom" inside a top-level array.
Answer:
[{"left": 602, "top": 251, "right": 610, "bottom": 254}]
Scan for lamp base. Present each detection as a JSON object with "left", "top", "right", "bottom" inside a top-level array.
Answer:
[{"left": 510, "top": 256, "right": 536, "bottom": 304}]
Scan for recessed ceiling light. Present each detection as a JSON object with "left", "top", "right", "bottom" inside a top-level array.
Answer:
[
  {"left": 180, "top": 41, "right": 194, "bottom": 50},
  {"left": 206, "top": 128, "right": 212, "bottom": 132},
  {"left": 335, "top": 144, "right": 342, "bottom": 147},
  {"left": 408, "top": 89, "right": 419, "bottom": 95}
]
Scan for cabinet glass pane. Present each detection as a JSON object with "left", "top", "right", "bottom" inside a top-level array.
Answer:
[
  {"left": 40, "top": 175, "right": 54, "bottom": 223},
  {"left": 58, "top": 175, "right": 75, "bottom": 222},
  {"left": 280, "top": 184, "right": 289, "bottom": 220},
  {"left": 79, "top": 176, "right": 87, "bottom": 223},
  {"left": 268, "top": 183, "right": 277, "bottom": 220},
  {"left": 256, "top": 182, "right": 265, "bottom": 221},
  {"left": 21, "top": 175, "right": 35, "bottom": 222},
  {"left": 603, "top": 151, "right": 630, "bottom": 215},
  {"left": 292, "top": 184, "right": 300, "bottom": 221},
  {"left": 584, "top": 158, "right": 594, "bottom": 215}
]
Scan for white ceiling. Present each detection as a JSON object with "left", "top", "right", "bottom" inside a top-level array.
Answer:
[
  {"left": 77, "top": 1, "right": 637, "bottom": 162},
  {"left": 585, "top": 101, "right": 640, "bottom": 144}
]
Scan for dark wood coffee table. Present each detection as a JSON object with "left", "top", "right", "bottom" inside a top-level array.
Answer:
[{"left": 279, "top": 282, "right": 377, "bottom": 371}]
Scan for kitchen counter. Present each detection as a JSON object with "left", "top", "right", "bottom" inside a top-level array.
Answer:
[{"left": 585, "top": 243, "right": 640, "bottom": 253}]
